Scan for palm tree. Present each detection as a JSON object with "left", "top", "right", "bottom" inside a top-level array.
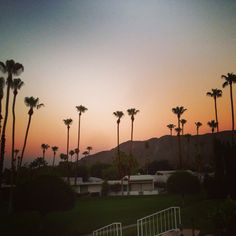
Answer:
[
  {"left": 63, "top": 118, "right": 73, "bottom": 182},
  {"left": 175, "top": 127, "right": 182, "bottom": 135},
  {"left": 127, "top": 108, "right": 139, "bottom": 155},
  {"left": 41, "top": 144, "right": 50, "bottom": 161},
  {"left": 180, "top": 119, "right": 187, "bottom": 135},
  {"left": 0, "top": 77, "right": 5, "bottom": 136},
  {"left": 172, "top": 106, "right": 187, "bottom": 169},
  {"left": 172, "top": 106, "right": 187, "bottom": 135},
  {"left": 75, "top": 105, "right": 87, "bottom": 185},
  {"left": 113, "top": 110, "right": 124, "bottom": 195},
  {"left": 86, "top": 146, "right": 92, "bottom": 155},
  {"left": 221, "top": 73, "right": 236, "bottom": 131},
  {"left": 206, "top": 88, "right": 222, "bottom": 132},
  {"left": 113, "top": 111, "right": 124, "bottom": 154},
  {"left": 51, "top": 146, "right": 59, "bottom": 167},
  {"left": 20, "top": 97, "right": 44, "bottom": 167},
  {"left": 0, "top": 60, "right": 24, "bottom": 181},
  {"left": 8, "top": 78, "right": 24, "bottom": 214},
  {"left": 82, "top": 150, "right": 89, "bottom": 157},
  {"left": 69, "top": 150, "right": 75, "bottom": 162},
  {"left": 10, "top": 78, "right": 24, "bottom": 171},
  {"left": 207, "top": 120, "right": 218, "bottom": 133},
  {"left": 167, "top": 124, "right": 175, "bottom": 136},
  {"left": 195, "top": 122, "right": 202, "bottom": 135}
]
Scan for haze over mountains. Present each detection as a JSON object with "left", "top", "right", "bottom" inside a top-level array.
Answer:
[{"left": 82, "top": 131, "right": 235, "bottom": 167}]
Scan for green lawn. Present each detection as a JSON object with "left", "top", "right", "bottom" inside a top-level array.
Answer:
[{"left": 0, "top": 194, "right": 222, "bottom": 236}]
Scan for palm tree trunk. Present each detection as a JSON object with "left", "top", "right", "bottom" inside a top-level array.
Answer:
[
  {"left": 182, "top": 125, "right": 184, "bottom": 135},
  {"left": 20, "top": 114, "right": 32, "bottom": 168},
  {"left": 43, "top": 150, "right": 45, "bottom": 160},
  {"left": 8, "top": 93, "right": 17, "bottom": 214},
  {"left": 75, "top": 114, "right": 81, "bottom": 185},
  {"left": 52, "top": 152, "right": 55, "bottom": 167},
  {"left": 130, "top": 120, "right": 134, "bottom": 155},
  {"left": 0, "top": 74, "right": 11, "bottom": 186},
  {"left": 177, "top": 118, "right": 182, "bottom": 169},
  {"left": 170, "top": 129, "right": 172, "bottom": 136},
  {"left": 230, "top": 84, "right": 235, "bottom": 131},
  {"left": 67, "top": 126, "right": 70, "bottom": 183},
  {"left": 214, "top": 98, "right": 219, "bottom": 132}
]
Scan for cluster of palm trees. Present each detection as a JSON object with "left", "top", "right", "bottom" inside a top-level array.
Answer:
[
  {"left": 167, "top": 73, "right": 236, "bottom": 137},
  {"left": 113, "top": 108, "right": 139, "bottom": 177},
  {"left": 0, "top": 60, "right": 45, "bottom": 188},
  {"left": 166, "top": 73, "right": 236, "bottom": 169}
]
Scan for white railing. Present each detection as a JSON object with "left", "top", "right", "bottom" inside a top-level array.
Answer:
[
  {"left": 137, "top": 207, "right": 181, "bottom": 236},
  {"left": 93, "top": 222, "right": 122, "bottom": 236}
]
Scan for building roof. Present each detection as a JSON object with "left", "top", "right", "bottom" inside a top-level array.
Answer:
[{"left": 123, "top": 175, "right": 154, "bottom": 181}]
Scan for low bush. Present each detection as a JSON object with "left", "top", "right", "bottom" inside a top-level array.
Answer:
[{"left": 167, "top": 171, "right": 201, "bottom": 195}]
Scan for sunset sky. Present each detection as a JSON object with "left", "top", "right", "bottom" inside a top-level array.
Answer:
[{"left": 0, "top": 0, "right": 236, "bottom": 166}]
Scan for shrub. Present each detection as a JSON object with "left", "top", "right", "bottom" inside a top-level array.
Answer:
[
  {"left": 167, "top": 171, "right": 201, "bottom": 195},
  {"left": 14, "top": 175, "right": 76, "bottom": 216},
  {"left": 211, "top": 198, "right": 236, "bottom": 236}
]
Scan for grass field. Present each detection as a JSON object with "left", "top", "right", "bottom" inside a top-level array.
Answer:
[{"left": 0, "top": 194, "right": 222, "bottom": 236}]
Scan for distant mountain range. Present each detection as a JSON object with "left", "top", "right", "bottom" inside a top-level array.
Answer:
[{"left": 81, "top": 131, "right": 235, "bottom": 167}]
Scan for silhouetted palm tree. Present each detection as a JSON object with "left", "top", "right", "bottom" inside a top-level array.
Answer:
[
  {"left": 0, "top": 60, "right": 24, "bottom": 181},
  {"left": 20, "top": 97, "right": 44, "bottom": 167},
  {"left": 195, "top": 122, "right": 202, "bottom": 135},
  {"left": 69, "top": 150, "right": 75, "bottom": 162},
  {"left": 86, "top": 146, "right": 92, "bottom": 155},
  {"left": 75, "top": 105, "right": 87, "bottom": 185},
  {"left": 207, "top": 120, "right": 218, "bottom": 133},
  {"left": 167, "top": 124, "right": 175, "bottom": 136},
  {"left": 221, "top": 73, "right": 236, "bottom": 131},
  {"left": 0, "top": 77, "right": 5, "bottom": 136},
  {"left": 51, "top": 146, "right": 59, "bottom": 167},
  {"left": 41, "top": 144, "right": 50, "bottom": 161},
  {"left": 175, "top": 127, "right": 182, "bottom": 135},
  {"left": 172, "top": 106, "right": 187, "bottom": 169},
  {"left": 63, "top": 118, "right": 73, "bottom": 182},
  {"left": 206, "top": 88, "right": 222, "bottom": 132},
  {"left": 8, "top": 78, "right": 24, "bottom": 214},
  {"left": 82, "top": 150, "right": 89, "bottom": 157},
  {"left": 180, "top": 119, "right": 187, "bottom": 135},
  {"left": 113, "top": 111, "right": 124, "bottom": 154},
  {"left": 10, "top": 78, "right": 24, "bottom": 171},
  {"left": 127, "top": 108, "right": 139, "bottom": 154}
]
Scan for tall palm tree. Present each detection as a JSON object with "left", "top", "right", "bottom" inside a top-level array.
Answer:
[
  {"left": 20, "top": 97, "right": 44, "bottom": 167},
  {"left": 221, "top": 73, "right": 236, "bottom": 131},
  {"left": 206, "top": 88, "right": 222, "bottom": 132},
  {"left": 86, "top": 146, "right": 92, "bottom": 155},
  {"left": 75, "top": 105, "right": 87, "bottom": 185},
  {"left": 167, "top": 124, "right": 175, "bottom": 136},
  {"left": 69, "top": 150, "right": 75, "bottom": 162},
  {"left": 41, "top": 144, "right": 50, "bottom": 161},
  {"left": 113, "top": 111, "right": 124, "bottom": 154},
  {"left": 0, "top": 60, "right": 24, "bottom": 182},
  {"left": 51, "top": 146, "right": 59, "bottom": 167},
  {"left": 207, "top": 120, "right": 218, "bottom": 133},
  {"left": 127, "top": 108, "right": 139, "bottom": 155},
  {"left": 10, "top": 78, "right": 24, "bottom": 171},
  {"left": 180, "top": 119, "right": 187, "bottom": 135},
  {"left": 0, "top": 77, "right": 5, "bottom": 136},
  {"left": 8, "top": 78, "right": 24, "bottom": 214},
  {"left": 172, "top": 106, "right": 187, "bottom": 169},
  {"left": 63, "top": 118, "right": 73, "bottom": 182},
  {"left": 195, "top": 122, "right": 202, "bottom": 135}
]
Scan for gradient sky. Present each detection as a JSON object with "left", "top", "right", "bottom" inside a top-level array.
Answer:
[{"left": 0, "top": 0, "right": 236, "bottom": 165}]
